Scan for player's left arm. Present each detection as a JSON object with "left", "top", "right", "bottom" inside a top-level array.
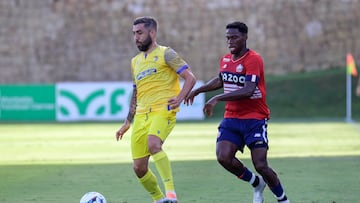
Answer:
[
  {"left": 203, "top": 81, "right": 257, "bottom": 117},
  {"left": 175, "top": 68, "right": 196, "bottom": 107},
  {"left": 165, "top": 48, "right": 196, "bottom": 109},
  {"left": 215, "top": 79, "right": 257, "bottom": 101}
]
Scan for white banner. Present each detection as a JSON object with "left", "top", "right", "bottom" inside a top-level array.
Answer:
[
  {"left": 177, "top": 81, "right": 205, "bottom": 120},
  {"left": 56, "top": 81, "right": 204, "bottom": 121},
  {"left": 56, "top": 82, "right": 132, "bottom": 121}
]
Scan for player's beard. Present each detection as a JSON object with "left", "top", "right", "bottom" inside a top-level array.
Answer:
[{"left": 137, "top": 35, "right": 152, "bottom": 52}]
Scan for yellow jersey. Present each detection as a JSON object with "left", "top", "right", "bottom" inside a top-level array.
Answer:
[{"left": 131, "top": 45, "right": 188, "bottom": 114}]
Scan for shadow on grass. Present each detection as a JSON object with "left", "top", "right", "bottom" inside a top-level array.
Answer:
[{"left": 0, "top": 156, "right": 359, "bottom": 203}]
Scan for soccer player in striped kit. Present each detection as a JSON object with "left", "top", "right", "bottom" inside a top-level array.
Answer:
[{"left": 186, "top": 21, "right": 290, "bottom": 203}]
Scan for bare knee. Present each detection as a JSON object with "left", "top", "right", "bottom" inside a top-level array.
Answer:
[
  {"left": 251, "top": 147, "right": 270, "bottom": 175},
  {"left": 217, "top": 151, "right": 234, "bottom": 168},
  {"left": 216, "top": 141, "right": 238, "bottom": 168},
  {"left": 133, "top": 163, "right": 147, "bottom": 178},
  {"left": 254, "top": 161, "right": 268, "bottom": 175},
  {"left": 133, "top": 157, "right": 149, "bottom": 178}
]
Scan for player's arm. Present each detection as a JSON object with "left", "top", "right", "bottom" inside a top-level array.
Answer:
[
  {"left": 185, "top": 74, "right": 223, "bottom": 105},
  {"left": 165, "top": 48, "right": 197, "bottom": 109},
  {"left": 116, "top": 85, "right": 137, "bottom": 141},
  {"left": 203, "top": 79, "right": 256, "bottom": 117},
  {"left": 126, "top": 85, "right": 137, "bottom": 122},
  {"left": 171, "top": 68, "right": 196, "bottom": 108},
  {"left": 212, "top": 56, "right": 261, "bottom": 102},
  {"left": 216, "top": 79, "right": 257, "bottom": 101}
]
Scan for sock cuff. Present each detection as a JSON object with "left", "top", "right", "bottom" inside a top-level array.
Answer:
[
  {"left": 271, "top": 182, "right": 286, "bottom": 200},
  {"left": 238, "top": 167, "right": 255, "bottom": 183},
  {"left": 275, "top": 192, "right": 286, "bottom": 200},
  {"left": 138, "top": 169, "right": 153, "bottom": 183},
  {"left": 152, "top": 151, "right": 167, "bottom": 161}
]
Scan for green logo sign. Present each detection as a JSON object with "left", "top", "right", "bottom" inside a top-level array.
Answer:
[
  {"left": 56, "top": 82, "right": 132, "bottom": 121},
  {"left": 0, "top": 85, "right": 55, "bottom": 121}
]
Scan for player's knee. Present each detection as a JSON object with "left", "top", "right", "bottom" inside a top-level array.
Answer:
[
  {"left": 216, "top": 153, "right": 232, "bottom": 167},
  {"left": 133, "top": 164, "right": 147, "bottom": 178},
  {"left": 254, "top": 162, "right": 268, "bottom": 175}
]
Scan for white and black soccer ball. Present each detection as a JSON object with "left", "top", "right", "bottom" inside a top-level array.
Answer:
[{"left": 80, "top": 191, "right": 107, "bottom": 203}]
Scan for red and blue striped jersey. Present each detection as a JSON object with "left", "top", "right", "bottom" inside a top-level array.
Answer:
[{"left": 219, "top": 49, "right": 270, "bottom": 119}]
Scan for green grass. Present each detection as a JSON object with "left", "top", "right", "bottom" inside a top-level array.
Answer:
[{"left": 1, "top": 122, "right": 360, "bottom": 203}]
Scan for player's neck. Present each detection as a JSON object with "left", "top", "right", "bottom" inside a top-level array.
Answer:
[
  {"left": 144, "top": 42, "right": 158, "bottom": 54},
  {"left": 232, "top": 48, "right": 249, "bottom": 61}
]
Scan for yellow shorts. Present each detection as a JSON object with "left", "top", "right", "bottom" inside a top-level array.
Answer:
[{"left": 131, "top": 110, "right": 176, "bottom": 159}]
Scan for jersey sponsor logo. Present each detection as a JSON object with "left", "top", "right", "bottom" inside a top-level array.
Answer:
[
  {"left": 221, "top": 72, "right": 245, "bottom": 85},
  {"left": 136, "top": 68, "right": 157, "bottom": 81},
  {"left": 254, "top": 133, "right": 261, "bottom": 137},
  {"left": 236, "top": 64, "right": 244, "bottom": 72},
  {"left": 223, "top": 57, "right": 231, "bottom": 62}
]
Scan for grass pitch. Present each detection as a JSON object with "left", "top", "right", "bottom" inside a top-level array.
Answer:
[{"left": 0, "top": 121, "right": 360, "bottom": 203}]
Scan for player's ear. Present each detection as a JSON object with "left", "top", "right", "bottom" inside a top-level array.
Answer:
[
  {"left": 243, "top": 33, "right": 248, "bottom": 40},
  {"left": 149, "top": 29, "right": 156, "bottom": 38}
]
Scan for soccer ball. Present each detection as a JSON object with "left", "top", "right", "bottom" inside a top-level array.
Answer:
[{"left": 80, "top": 191, "right": 107, "bottom": 203}]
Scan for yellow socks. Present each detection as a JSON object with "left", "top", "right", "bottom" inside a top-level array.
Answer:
[
  {"left": 138, "top": 169, "right": 164, "bottom": 201},
  {"left": 152, "top": 151, "right": 175, "bottom": 192}
]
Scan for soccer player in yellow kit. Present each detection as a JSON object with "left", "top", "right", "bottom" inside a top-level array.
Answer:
[{"left": 116, "top": 16, "right": 196, "bottom": 203}]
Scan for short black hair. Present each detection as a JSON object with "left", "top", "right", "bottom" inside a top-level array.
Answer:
[
  {"left": 133, "top": 16, "right": 157, "bottom": 31},
  {"left": 226, "top": 21, "right": 248, "bottom": 34}
]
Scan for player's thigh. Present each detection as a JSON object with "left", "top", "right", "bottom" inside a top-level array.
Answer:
[
  {"left": 216, "top": 140, "right": 238, "bottom": 160},
  {"left": 148, "top": 110, "right": 176, "bottom": 141},
  {"left": 217, "top": 118, "right": 245, "bottom": 152},
  {"left": 131, "top": 114, "right": 150, "bottom": 159}
]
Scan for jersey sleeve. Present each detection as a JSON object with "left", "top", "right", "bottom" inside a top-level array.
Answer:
[
  {"left": 164, "top": 47, "right": 189, "bottom": 74},
  {"left": 245, "top": 55, "right": 263, "bottom": 83}
]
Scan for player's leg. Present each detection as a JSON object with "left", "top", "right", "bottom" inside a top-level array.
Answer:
[
  {"left": 251, "top": 148, "right": 289, "bottom": 203},
  {"left": 248, "top": 119, "right": 289, "bottom": 203},
  {"left": 216, "top": 141, "right": 264, "bottom": 194},
  {"left": 133, "top": 157, "right": 164, "bottom": 201},
  {"left": 131, "top": 114, "right": 165, "bottom": 202},
  {"left": 216, "top": 118, "right": 264, "bottom": 203},
  {"left": 148, "top": 110, "right": 178, "bottom": 202}
]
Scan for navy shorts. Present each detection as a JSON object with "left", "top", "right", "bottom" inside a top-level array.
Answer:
[{"left": 217, "top": 118, "right": 269, "bottom": 152}]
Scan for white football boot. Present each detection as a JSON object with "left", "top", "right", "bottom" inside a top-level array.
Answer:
[{"left": 253, "top": 176, "right": 266, "bottom": 203}]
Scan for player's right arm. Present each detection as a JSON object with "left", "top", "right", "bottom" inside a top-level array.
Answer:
[
  {"left": 116, "top": 85, "right": 137, "bottom": 141},
  {"left": 185, "top": 75, "right": 223, "bottom": 105}
]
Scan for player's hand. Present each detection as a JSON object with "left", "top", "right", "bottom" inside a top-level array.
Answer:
[
  {"left": 184, "top": 90, "right": 198, "bottom": 105},
  {"left": 168, "top": 97, "right": 181, "bottom": 109},
  {"left": 116, "top": 120, "right": 131, "bottom": 141},
  {"left": 203, "top": 97, "right": 218, "bottom": 117}
]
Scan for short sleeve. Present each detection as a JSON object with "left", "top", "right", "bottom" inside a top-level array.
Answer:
[{"left": 164, "top": 48, "right": 189, "bottom": 74}]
